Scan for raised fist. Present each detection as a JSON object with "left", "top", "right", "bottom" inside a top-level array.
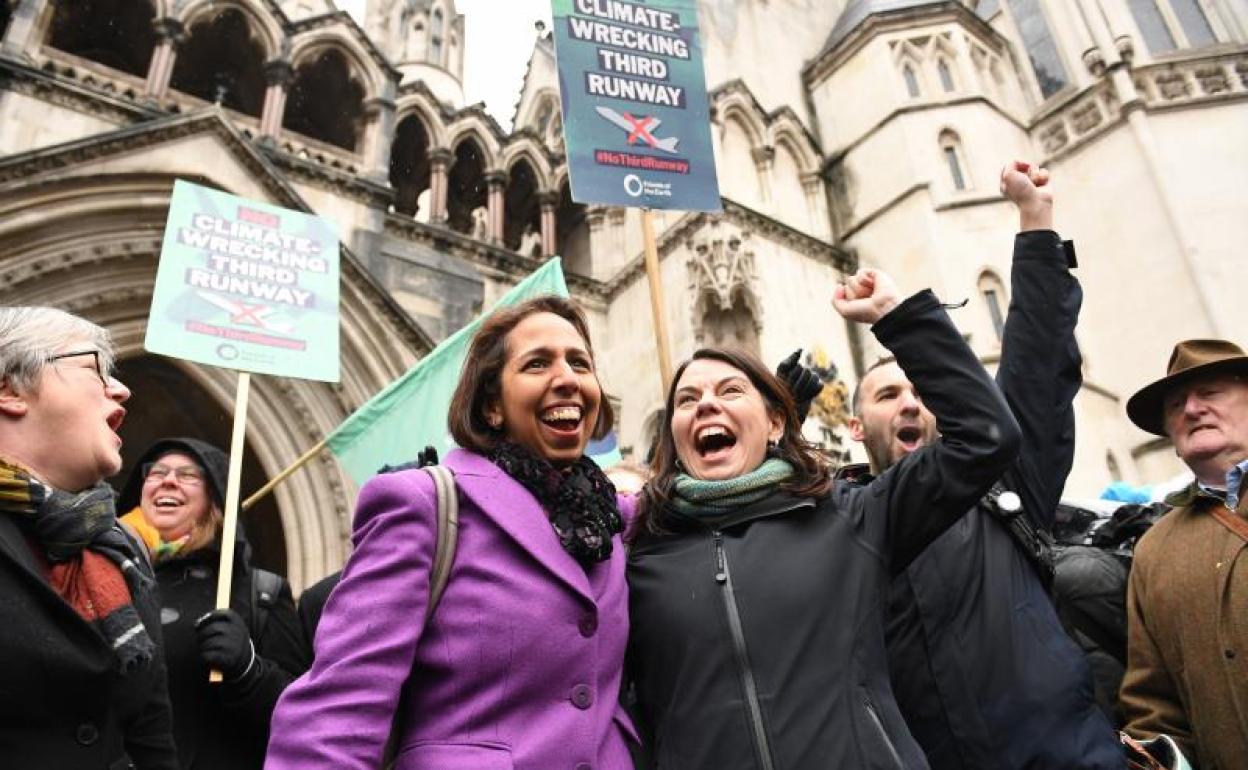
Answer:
[{"left": 832, "top": 268, "right": 900, "bottom": 325}]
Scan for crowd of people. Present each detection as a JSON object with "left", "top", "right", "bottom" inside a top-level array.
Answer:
[{"left": 1, "top": 160, "right": 1244, "bottom": 770}]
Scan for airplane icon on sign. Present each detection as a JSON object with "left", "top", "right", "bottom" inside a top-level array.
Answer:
[{"left": 595, "top": 106, "right": 681, "bottom": 155}]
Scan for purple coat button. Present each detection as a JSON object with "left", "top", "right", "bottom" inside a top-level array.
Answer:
[
  {"left": 578, "top": 613, "right": 598, "bottom": 637},
  {"left": 570, "top": 684, "right": 593, "bottom": 709}
]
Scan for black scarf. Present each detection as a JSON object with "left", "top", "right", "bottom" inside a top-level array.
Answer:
[
  {"left": 1, "top": 460, "right": 156, "bottom": 675},
  {"left": 487, "top": 442, "right": 623, "bottom": 567}
]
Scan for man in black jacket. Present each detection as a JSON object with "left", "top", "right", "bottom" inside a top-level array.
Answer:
[{"left": 845, "top": 162, "right": 1119, "bottom": 768}]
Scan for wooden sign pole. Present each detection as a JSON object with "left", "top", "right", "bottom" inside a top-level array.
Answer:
[
  {"left": 209, "top": 371, "right": 251, "bottom": 683},
  {"left": 641, "top": 208, "right": 674, "bottom": 391}
]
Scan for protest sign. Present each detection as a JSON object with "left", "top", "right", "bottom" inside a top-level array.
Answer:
[
  {"left": 553, "top": 0, "right": 721, "bottom": 212},
  {"left": 146, "top": 179, "right": 341, "bottom": 382}
]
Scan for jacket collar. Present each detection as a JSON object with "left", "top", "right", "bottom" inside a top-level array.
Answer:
[
  {"left": 442, "top": 448, "right": 598, "bottom": 601},
  {"left": 666, "top": 490, "right": 817, "bottom": 532}
]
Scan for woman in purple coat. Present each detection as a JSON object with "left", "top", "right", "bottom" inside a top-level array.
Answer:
[{"left": 265, "top": 296, "right": 637, "bottom": 770}]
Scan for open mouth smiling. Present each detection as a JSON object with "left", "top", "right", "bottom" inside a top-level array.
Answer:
[
  {"left": 540, "top": 404, "right": 583, "bottom": 435},
  {"left": 695, "top": 425, "right": 738, "bottom": 458}
]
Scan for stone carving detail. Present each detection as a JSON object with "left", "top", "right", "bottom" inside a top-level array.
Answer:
[
  {"left": 1155, "top": 72, "right": 1190, "bottom": 100},
  {"left": 1039, "top": 122, "right": 1069, "bottom": 154},
  {"left": 1071, "top": 101, "right": 1102, "bottom": 134},
  {"left": 1195, "top": 67, "right": 1229, "bottom": 95},
  {"left": 686, "top": 218, "right": 763, "bottom": 345},
  {"left": 1238, "top": 62, "right": 1248, "bottom": 90}
]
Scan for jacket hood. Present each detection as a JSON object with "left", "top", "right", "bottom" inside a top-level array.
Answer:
[{"left": 118, "top": 437, "right": 229, "bottom": 513}]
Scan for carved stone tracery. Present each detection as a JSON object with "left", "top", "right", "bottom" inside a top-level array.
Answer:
[{"left": 685, "top": 218, "right": 763, "bottom": 348}]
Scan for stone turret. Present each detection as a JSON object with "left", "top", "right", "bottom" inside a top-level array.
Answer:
[{"left": 365, "top": 0, "right": 465, "bottom": 107}]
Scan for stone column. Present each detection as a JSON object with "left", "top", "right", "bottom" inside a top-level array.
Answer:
[
  {"left": 361, "top": 91, "right": 397, "bottom": 181},
  {"left": 751, "top": 146, "right": 775, "bottom": 207},
  {"left": 801, "top": 172, "right": 831, "bottom": 241},
  {"left": 258, "top": 59, "right": 293, "bottom": 142},
  {"left": 143, "top": 17, "right": 185, "bottom": 100},
  {"left": 428, "top": 147, "right": 453, "bottom": 224},
  {"left": 485, "top": 170, "right": 507, "bottom": 244},
  {"left": 538, "top": 191, "right": 559, "bottom": 257},
  {"left": 1, "top": 0, "right": 47, "bottom": 60}
]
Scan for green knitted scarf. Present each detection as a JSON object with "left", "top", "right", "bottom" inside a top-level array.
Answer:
[{"left": 671, "top": 458, "right": 795, "bottom": 517}]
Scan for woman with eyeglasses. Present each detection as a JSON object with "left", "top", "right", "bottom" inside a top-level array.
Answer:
[
  {"left": 116, "top": 438, "right": 308, "bottom": 770},
  {"left": 0, "top": 307, "right": 177, "bottom": 769}
]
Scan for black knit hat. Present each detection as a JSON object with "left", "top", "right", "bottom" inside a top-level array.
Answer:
[{"left": 118, "top": 437, "right": 229, "bottom": 513}]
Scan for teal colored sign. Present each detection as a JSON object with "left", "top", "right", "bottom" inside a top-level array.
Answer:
[
  {"left": 552, "top": 0, "right": 721, "bottom": 212},
  {"left": 145, "top": 180, "right": 340, "bottom": 382}
]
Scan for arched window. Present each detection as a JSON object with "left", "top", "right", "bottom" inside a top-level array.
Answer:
[
  {"left": 46, "top": 0, "right": 156, "bottom": 78},
  {"left": 284, "top": 49, "right": 366, "bottom": 152},
  {"left": 390, "top": 115, "right": 432, "bottom": 218},
  {"left": 937, "top": 59, "right": 956, "bottom": 92},
  {"left": 939, "top": 130, "right": 969, "bottom": 192},
  {"left": 169, "top": 8, "right": 267, "bottom": 117},
  {"left": 504, "top": 159, "right": 541, "bottom": 252},
  {"left": 446, "top": 138, "right": 488, "bottom": 235},
  {"left": 430, "top": 8, "right": 445, "bottom": 65},
  {"left": 978, "top": 270, "right": 1007, "bottom": 341},
  {"left": 1005, "top": 0, "right": 1069, "bottom": 98},
  {"left": 902, "top": 64, "right": 921, "bottom": 98},
  {"left": 1128, "top": 0, "right": 1217, "bottom": 54}
]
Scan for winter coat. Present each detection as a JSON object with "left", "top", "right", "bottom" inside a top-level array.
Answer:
[
  {"left": 881, "top": 231, "right": 1119, "bottom": 769},
  {"left": 0, "top": 513, "right": 178, "bottom": 770},
  {"left": 626, "top": 289, "right": 1022, "bottom": 770},
  {"left": 266, "top": 450, "right": 640, "bottom": 770},
  {"left": 153, "top": 536, "right": 308, "bottom": 770},
  {"left": 1121, "top": 484, "right": 1248, "bottom": 770}
]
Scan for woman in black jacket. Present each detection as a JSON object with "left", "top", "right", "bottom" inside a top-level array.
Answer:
[
  {"left": 625, "top": 270, "right": 1022, "bottom": 769},
  {"left": 0, "top": 306, "right": 177, "bottom": 770},
  {"left": 117, "top": 438, "right": 308, "bottom": 770}
]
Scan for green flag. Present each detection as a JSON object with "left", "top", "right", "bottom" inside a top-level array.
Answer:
[{"left": 327, "top": 258, "right": 619, "bottom": 485}]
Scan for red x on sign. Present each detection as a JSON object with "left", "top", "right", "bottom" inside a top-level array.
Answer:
[
  {"left": 622, "top": 112, "right": 659, "bottom": 148},
  {"left": 230, "top": 302, "right": 270, "bottom": 327}
]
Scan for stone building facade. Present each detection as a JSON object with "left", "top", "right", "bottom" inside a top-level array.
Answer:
[{"left": 0, "top": 0, "right": 1244, "bottom": 587}]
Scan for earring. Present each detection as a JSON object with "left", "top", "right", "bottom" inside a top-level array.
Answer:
[
  {"left": 766, "top": 439, "right": 782, "bottom": 458},
  {"left": 488, "top": 415, "right": 503, "bottom": 430}
]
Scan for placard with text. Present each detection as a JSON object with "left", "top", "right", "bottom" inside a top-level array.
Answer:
[
  {"left": 552, "top": 0, "right": 721, "bottom": 211},
  {"left": 145, "top": 180, "right": 341, "bottom": 382}
]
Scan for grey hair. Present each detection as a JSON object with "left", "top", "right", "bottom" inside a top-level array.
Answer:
[{"left": 0, "top": 307, "right": 115, "bottom": 393}]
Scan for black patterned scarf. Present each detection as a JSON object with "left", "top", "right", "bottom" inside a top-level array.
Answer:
[
  {"left": 487, "top": 442, "right": 624, "bottom": 567},
  {"left": 0, "top": 459, "right": 156, "bottom": 675}
]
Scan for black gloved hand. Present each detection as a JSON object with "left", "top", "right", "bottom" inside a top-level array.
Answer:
[
  {"left": 416, "top": 445, "right": 440, "bottom": 468},
  {"left": 776, "top": 349, "right": 824, "bottom": 422},
  {"left": 195, "top": 608, "right": 256, "bottom": 683}
]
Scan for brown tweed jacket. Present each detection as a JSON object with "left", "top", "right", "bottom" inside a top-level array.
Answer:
[{"left": 1121, "top": 482, "right": 1248, "bottom": 770}]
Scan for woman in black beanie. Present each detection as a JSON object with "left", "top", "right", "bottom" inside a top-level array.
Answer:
[{"left": 118, "top": 438, "right": 308, "bottom": 770}]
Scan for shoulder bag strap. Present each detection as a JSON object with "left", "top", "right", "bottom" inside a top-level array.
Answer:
[
  {"left": 383, "top": 465, "right": 458, "bottom": 769},
  {"left": 1210, "top": 504, "right": 1248, "bottom": 545},
  {"left": 424, "top": 464, "right": 459, "bottom": 615}
]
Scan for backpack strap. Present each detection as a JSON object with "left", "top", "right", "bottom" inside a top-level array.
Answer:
[
  {"left": 249, "top": 567, "right": 285, "bottom": 641},
  {"left": 424, "top": 464, "right": 458, "bottom": 615}
]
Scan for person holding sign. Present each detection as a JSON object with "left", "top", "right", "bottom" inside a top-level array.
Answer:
[
  {"left": 0, "top": 307, "right": 177, "bottom": 770},
  {"left": 266, "top": 296, "right": 638, "bottom": 770},
  {"left": 117, "top": 438, "right": 307, "bottom": 770},
  {"left": 624, "top": 271, "right": 1022, "bottom": 769}
]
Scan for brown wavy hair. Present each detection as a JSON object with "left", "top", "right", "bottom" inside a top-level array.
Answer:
[
  {"left": 635, "top": 347, "right": 833, "bottom": 536},
  {"left": 448, "top": 295, "right": 614, "bottom": 454}
]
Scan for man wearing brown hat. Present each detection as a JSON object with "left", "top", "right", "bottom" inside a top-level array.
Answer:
[{"left": 1120, "top": 339, "right": 1248, "bottom": 769}]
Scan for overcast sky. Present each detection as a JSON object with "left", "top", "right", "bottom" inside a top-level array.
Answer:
[{"left": 337, "top": 0, "right": 553, "bottom": 129}]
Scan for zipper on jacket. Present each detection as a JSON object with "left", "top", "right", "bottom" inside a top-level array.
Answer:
[
  {"left": 713, "top": 531, "right": 777, "bottom": 770},
  {"left": 863, "top": 694, "right": 905, "bottom": 769}
]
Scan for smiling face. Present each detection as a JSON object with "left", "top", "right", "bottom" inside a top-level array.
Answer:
[
  {"left": 1162, "top": 374, "right": 1248, "bottom": 486},
  {"left": 139, "top": 451, "right": 212, "bottom": 543},
  {"left": 9, "top": 341, "right": 130, "bottom": 492},
  {"left": 848, "top": 362, "right": 939, "bottom": 474},
  {"left": 670, "top": 357, "right": 784, "bottom": 481},
  {"left": 486, "top": 312, "right": 602, "bottom": 467}
]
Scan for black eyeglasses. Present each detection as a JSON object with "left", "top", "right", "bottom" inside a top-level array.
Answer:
[{"left": 46, "top": 349, "right": 110, "bottom": 387}]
